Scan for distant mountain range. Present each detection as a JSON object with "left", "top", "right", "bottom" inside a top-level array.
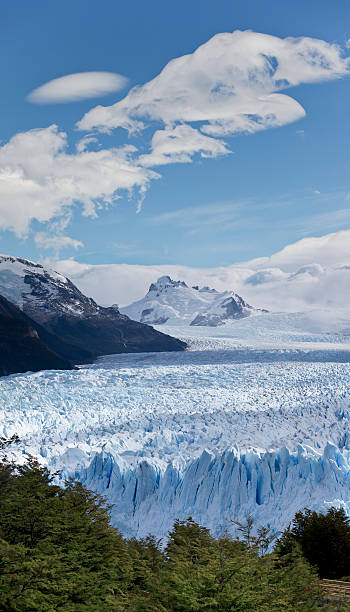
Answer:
[
  {"left": 0, "top": 256, "right": 186, "bottom": 376},
  {"left": 121, "top": 275, "right": 266, "bottom": 326}
]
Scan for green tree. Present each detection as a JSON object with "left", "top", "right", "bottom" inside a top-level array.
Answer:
[
  {"left": 153, "top": 518, "right": 320, "bottom": 611},
  {"left": 0, "top": 455, "right": 132, "bottom": 611},
  {"left": 232, "top": 514, "right": 276, "bottom": 555},
  {"left": 0, "top": 442, "right": 335, "bottom": 611},
  {"left": 126, "top": 536, "right": 166, "bottom": 611},
  {"left": 276, "top": 507, "right": 350, "bottom": 579}
]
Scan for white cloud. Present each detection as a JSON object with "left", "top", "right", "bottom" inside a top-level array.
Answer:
[
  {"left": 247, "top": 229, "right": 350, "bottom": 272},
  {"left": 139, "top": 125, "right": 229, "bottom": 167},
  {"left": 35, "top": 232, "right": 83, "bottom": 251},
  {"left": 27, "top": 71, "right": 128, "bottom": 104},
  {"left": 1, "top": 31, "right": 349, "bottom": 245},
  {"left": 78, "top": 30, "right": 349, "bottom": 142},
  {"left": 76, "top": 135, "right": 99, "bottom": 153},
  {"left": 55, "top": 229, "right": 350, "bottom": 311},
  {"left": 0, "top": 125, "right": 158, "bottom": 235}
]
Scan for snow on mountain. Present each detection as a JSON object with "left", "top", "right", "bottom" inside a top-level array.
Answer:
[
  {"left": 121, "top": 275, "right": 263, "bottom": 326},
  {"left": 0, "top": 254, "right": 94, "bottom": 323},
  {"left": 0, "top": 255, "right": 186, "bottom": 362}
]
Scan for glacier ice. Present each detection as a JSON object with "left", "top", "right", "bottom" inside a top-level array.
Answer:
[
  {"left": 1, "top": 325, "right": 350, "bottom": 539},
  {"left": 81, "top": 443, "right": 350, "bottom": 540}
]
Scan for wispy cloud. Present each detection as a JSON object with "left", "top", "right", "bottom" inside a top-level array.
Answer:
[
  {"left": 298, "top": 208, "right": 350, "bottom": 235},
  {"left": 151, "top": 201, "right": 244, "bottom": 230},
  {"left": 108, "top": 241, "right": 151, "bottom": 257},
  {"left": 150, "top": 189, "right": 350, "bottom": 239},
  {"left": 35, "top": 232, "right": 83, "bottom": 250}
]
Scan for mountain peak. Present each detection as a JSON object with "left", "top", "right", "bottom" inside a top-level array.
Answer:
[
  {"left": 0, "top": 254, "right": 42, "bottom": 269},
  {"left": 148, "top": 276, "right": 188, "bottom": 293}
]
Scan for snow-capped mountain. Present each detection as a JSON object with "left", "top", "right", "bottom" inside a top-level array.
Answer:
[
  {"left": 0, "top": 255, "right": 103, "bottom": 325},
  {"left": 121, "top": 275, "right": 265, "bottom": 326},
  {"left": 0, "top": 256, "right": 186, "bottom": 363},
  {"left": 55, "top": 229, "right": 350, "bottom": 313}
]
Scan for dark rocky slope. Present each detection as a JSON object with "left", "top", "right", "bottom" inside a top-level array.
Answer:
[{"left": 0, "top": 295, "right": 73, "bottom": 376}]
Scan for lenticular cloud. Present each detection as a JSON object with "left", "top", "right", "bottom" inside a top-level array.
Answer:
[
  {"left": 78, "top": 30, "right": 350, "bottom": 138},
  {"left": 28, "top": 71, "right": 128, "bottom": 104}
]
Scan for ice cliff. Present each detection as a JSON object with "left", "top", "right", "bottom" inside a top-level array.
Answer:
[{"left": 78, "top": 443, "right": 350, "bottom": 540}]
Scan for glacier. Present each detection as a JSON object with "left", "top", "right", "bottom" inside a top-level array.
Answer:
[
  {"left": 2, "top": 321, "right": 350, "bottom": 540},
  {"left": 82, "top": 443, "right": 350, "bottom": 540}
]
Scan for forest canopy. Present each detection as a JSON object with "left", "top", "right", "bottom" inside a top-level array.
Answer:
[{"left": 0, "top": 438, "right": 347, "bottom": 611}]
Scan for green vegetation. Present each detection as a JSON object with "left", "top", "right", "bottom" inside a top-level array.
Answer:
[
  {"left": 276, "top": 506, "right": 350, "bottom": 580},
  {"left": 0, "top": 438, "right": 346, "bottom": 611}
]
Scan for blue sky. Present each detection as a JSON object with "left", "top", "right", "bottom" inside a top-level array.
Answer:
[{"left": 1, "top": 0, "right": 350, "bottom": 267}]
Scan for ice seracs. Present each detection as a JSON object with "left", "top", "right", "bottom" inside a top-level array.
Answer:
[
  {"left": 81, "top": 443, "right": 350, "bottom": 540},
  {"left": 121, "top": 275, "right": 265, "bottom": 326}
]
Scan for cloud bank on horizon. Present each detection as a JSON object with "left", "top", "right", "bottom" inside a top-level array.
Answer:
[
  {"left": 56, "top": 229, "right": 350, "bottom": 314},
  {"left": 0, "top": 30, "right": 349, "bottom": 245}
]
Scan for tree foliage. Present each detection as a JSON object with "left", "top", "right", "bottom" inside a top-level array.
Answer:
[
  {"left": 276, "top": 507, "right": 350, "bottom": 579},
  {"left": 0, "top": 444, "right": 341, "bottom": 610}
]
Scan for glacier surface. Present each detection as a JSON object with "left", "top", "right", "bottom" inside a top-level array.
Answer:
[{"left": 2, "top": 321, "right": 350, "bottom": 540}]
